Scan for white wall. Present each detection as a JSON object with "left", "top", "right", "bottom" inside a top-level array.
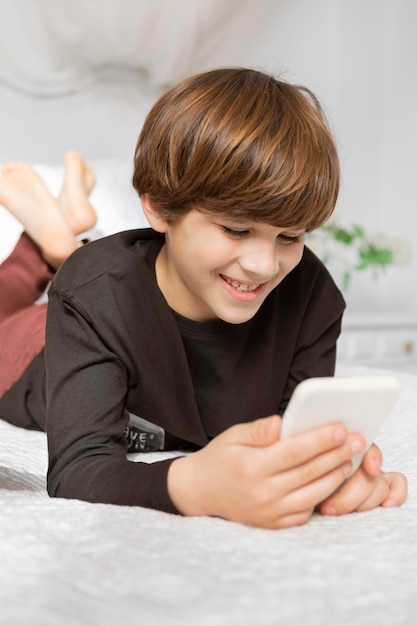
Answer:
[{"left": 232, "top": 0, "right": 417, "bottom": 318}]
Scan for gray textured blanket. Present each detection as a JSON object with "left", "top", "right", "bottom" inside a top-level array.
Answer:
[{"left": 1, "top": 366, "right": 416, "bottom": 626}]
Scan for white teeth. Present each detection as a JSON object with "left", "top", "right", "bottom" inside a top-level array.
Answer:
[{"left": 227, "top": 279, "right": 259, "bottom": 292}]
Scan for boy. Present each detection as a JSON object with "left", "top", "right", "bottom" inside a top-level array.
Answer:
[{"left": 0, "top": 68, "right": 407, "bottom": 528}]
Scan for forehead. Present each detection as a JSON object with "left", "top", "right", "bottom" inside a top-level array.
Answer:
[
  {"left": 206, "top": 211, "right": 306, "bottom": 231},
  {"left": 193, "top": 204, "right": 308, "bottom": 229}
]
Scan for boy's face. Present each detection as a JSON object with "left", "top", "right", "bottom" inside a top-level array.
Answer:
[{"left": 148, "top": 207, "right": 305, "bottom": 324}]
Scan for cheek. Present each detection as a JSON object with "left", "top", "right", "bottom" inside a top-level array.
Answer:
[
  {"left": 198, "top": 236, "right": 236, "bottom": 267},
  {"left": 282, "top": 244, "right": 304, "bottom": 273},
  {"left": 295, "top": 243, "right": 305, "bottom": 264}
]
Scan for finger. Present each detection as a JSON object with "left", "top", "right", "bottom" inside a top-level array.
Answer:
[
  {"left": 247, "top": 425, "right": 364, "bottom": 486},
  {"left": 274, "top": 424, "right": 365, "bottom": 473},
  {"left": 320, "top": 469, "right": 389, "bottom": 515},
  {"left": 275, "top": 460, "right": 354, "bottom": 516},
  {"left": 361, "top": 444, "right": 383, "bottom": 476},
  {"left": 266, "top": 427, "right": 365, "bottom": 485},
  {"left": 223, "top": 415, "right": 282, "bottom": 448},
  {"left": 381, "top": 472, "right": 408, "bottom": 507},
  {"left": 355, "top": 477, "right": 390, "bottom": 512},
  {"left": 265, "top": 508, "right": 315, "bottom": 530},
  {"left": 275, "top": 433, "right": 365, "bottom": 494}
]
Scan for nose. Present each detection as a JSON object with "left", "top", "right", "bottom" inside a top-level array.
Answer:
[{"left": 238, "top": 240, "right": 279, "bottom": 278}]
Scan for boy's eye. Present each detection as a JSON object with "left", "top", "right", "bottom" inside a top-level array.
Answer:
[
  {"left": 277, "top": 233, "right": 302, "bottom": 245},
  {"left": 222, "top": 226, "right": 249, "bottom": 239}
]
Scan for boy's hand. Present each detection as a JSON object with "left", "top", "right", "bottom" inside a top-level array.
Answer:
[
  {"left": 318, "top": 444, "right": 408, "bottom": 516},
  {"left": 167, "top": 415, "right": 367, "bottom": 529}
]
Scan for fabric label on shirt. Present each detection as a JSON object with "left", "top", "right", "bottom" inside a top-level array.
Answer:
[{"left": 125, "top": 411, "right": 165, "bottom": 452}]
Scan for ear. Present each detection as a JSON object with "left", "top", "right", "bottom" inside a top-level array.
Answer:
[{"left": 140, "top": 194, "right": 168, "bottom": 233}]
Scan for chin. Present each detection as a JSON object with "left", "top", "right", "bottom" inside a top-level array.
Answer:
[{"left": 217, "top": 308, "right": 260, "bottom": 325}]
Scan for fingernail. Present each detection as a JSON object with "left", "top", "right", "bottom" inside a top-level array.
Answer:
[
  {"left": 322, "top": 505, "right": 337, "bottom": 516},
  {"left": 382, "top": 499, "right": 397, "bottom": 508},
  {"left": 334, "top": 427, "right": 347, "bottom": 443},
  {"left": 260, "top": 416, "right": 274, "bottom": 436},
  {"left": 351, "top": 438, "right": 365, "bottom": 454},
  {"left": 372, "top": 456, "right": 381, "bottom": 472},
  {"left": 342, "top": 460, "right": 352, "bottom": 475}
]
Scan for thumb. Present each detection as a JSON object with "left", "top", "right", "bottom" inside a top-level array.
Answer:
[
  {"left": 361, "top": 444, "right": 383, "bottom": 476},
  {"left": 225, "top": 415, "right": 282, "bottom": 448}
]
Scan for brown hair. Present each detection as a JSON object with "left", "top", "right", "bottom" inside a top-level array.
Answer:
[{"left": 132, "top": 68, "right": 339, "bottom": 231}]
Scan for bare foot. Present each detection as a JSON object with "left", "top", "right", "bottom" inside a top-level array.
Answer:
[
  {"left": 58, "top": 151, "right": 97, "bottom": 235},
  {"left": 0, "top": 162, "right": 80, "bottom": 269}
]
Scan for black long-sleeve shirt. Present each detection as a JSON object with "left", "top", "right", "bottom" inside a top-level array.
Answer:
[{"left": 36, "top": 229, "right": 344, "bottom": 512}]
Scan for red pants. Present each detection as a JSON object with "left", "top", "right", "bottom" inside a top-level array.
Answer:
[{"left": 0, "top": 233, "right": 53, "bottom": 398}]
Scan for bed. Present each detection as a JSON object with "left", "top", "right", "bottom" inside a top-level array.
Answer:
[
  {"left": 0, "top": 363, "right": 416, "bottom": 626},
  {"left": 1, "top": 4, "right": 416, "bottom": 625},
  {"left": 1, "top": 159, "right": 416, "bottom": 626}
]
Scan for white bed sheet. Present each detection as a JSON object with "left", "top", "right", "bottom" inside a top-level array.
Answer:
[{"left": 1, "top": 365, "right": 416, "bottom": 626}]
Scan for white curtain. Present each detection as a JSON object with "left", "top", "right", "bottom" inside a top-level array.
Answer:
[{"left": 0, "top": 0, "right": 269, "bottom": 94}]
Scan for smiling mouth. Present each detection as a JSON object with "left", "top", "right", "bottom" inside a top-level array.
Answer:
[{"left": 222, "top": 276, "right": 261, "bottom": 292}]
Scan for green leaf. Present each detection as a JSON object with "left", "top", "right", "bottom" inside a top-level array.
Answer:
[
  {"left": 352, "top": 224, "right": 366, "bottom": 239},
  {"left": 342, "top": 271, "right": 351, "bottom": 290},
  {"left": 333, "top": 228, "right": 354, "bottom": 244},
  {"left": 357, "top": 247, "right": 393, "bottom": 267}
]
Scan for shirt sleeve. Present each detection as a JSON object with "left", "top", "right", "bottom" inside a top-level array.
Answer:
[{"left": 45, "top": 282, "right": 180, "bottom": 515}]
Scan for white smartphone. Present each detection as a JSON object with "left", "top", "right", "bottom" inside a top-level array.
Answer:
[{"left": 281, "top": 376, "right": 401, "bottom": 474}]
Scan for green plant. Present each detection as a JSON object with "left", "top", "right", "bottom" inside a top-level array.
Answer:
[{"left": 307, "top": 222, "right": 412, "bottom": 290}]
